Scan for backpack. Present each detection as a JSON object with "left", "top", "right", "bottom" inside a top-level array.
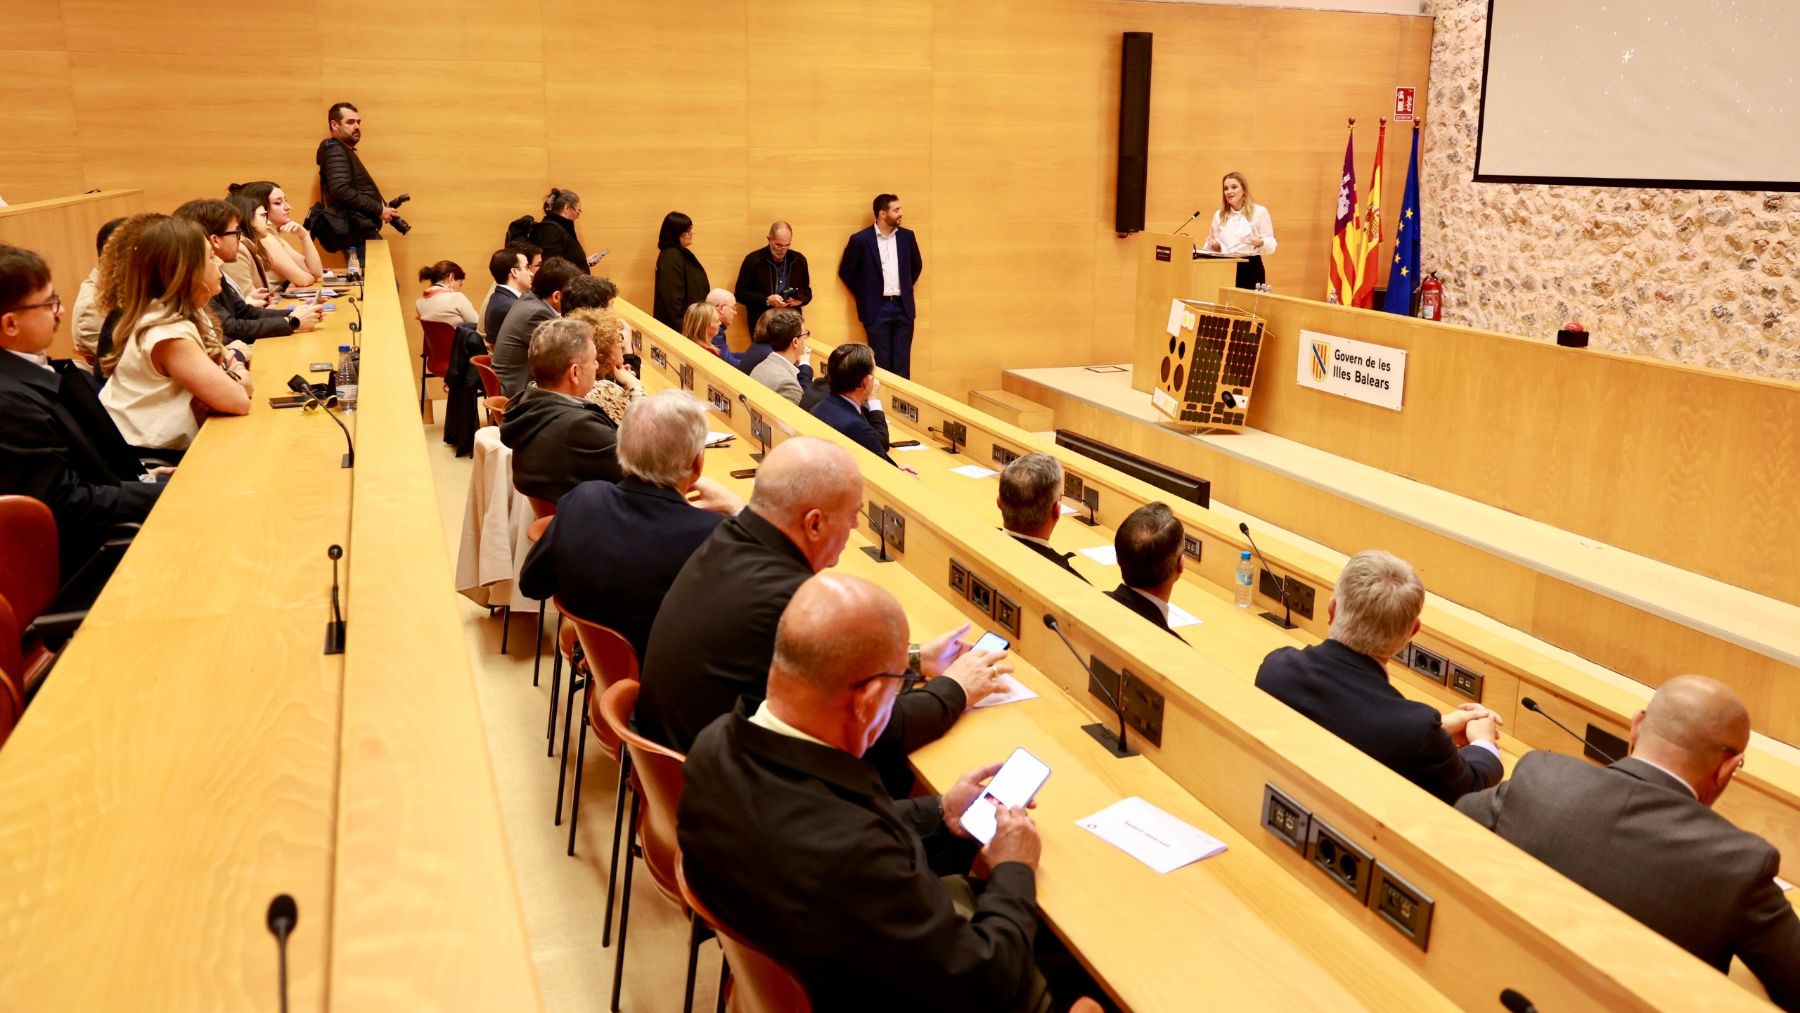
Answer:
[{"left": 504, "top": 215, "right": 537, "bottom": 247}]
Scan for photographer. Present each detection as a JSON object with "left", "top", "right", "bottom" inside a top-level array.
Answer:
[
  {"left": 733, "top": 220, "right": 811, "bottom": 335},
  {"left": 312, "top": 102, "right": 408, "bottom": 267}
]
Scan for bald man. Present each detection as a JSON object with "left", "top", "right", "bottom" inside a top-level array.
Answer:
[
  {"left": 704, "top": 287, "right": 741, "bottom": 366},
  {"left": 679, "top": 574, "right": 1049, "bottom": 1012},
  {"left": 636, "top": 437, "right": 1004, "bottom": 792},
  {"left": 1457, "top": 676, "right": 1799, "bottom": 1006}
]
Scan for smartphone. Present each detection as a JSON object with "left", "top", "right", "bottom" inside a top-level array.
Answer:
[
  {"left": 972, "top": 632, "right": 1009, "bottom": 654},
  {"left": 729, "top": 467, "right": 758, "bottom": 480},
  {"left": 268, "top": 395, "right": 310, "bottom": 409},
  {"left": 959, "top": 747, "right": 1051, "bottom": 845},
  {"left": 890, "top": 439, "right": 921, "bottom": 449}
]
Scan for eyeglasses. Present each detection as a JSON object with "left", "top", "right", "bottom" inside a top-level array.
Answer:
[
  {"left": 798, "top": 330, "right": 812, "bottom": 340},
  {"left": 8, "top": 294, "right": 62, "bottom": 315},
  {"left": 861, "top": 671, "right": 924, "bottom": 694},
  {"left": 302, "top": 394, "right": 341, "bottom": 414}
]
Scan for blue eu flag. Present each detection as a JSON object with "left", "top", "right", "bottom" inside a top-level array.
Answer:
[{"left": 1382, "top": 125, "right": 1422, "bottom": 316}]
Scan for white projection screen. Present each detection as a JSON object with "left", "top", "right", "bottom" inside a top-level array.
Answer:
[{"left": 1475, "top": 0, "right": 1800, "bottom": 190}]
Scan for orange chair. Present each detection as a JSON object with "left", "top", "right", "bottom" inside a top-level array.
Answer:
[
  {"left": 597, "top": 681, "right": 708, "bottom": 1013},
  {"left": 523, "top": 497, "right": 563, "bottom": 751},
  {"left": 482, "top": 395, "right": 509, "bottom": 427},
  {"left": 0, "top": 597, "right": 28, "bottom": 749},
  {"left": 418, "top": 319, "right": 457, "bottom": 419},
  {"left": 470, "top": 353, "right": 502, "bottom": 398},
  {"left": 677, "top": 857, "right": 810, "bottom": 1013},
  {"left": 560, "top": 608, "right": 640, "bottom": 956},
  {"left": 0, "top": 496, "right": 107, "bottom": 696}
]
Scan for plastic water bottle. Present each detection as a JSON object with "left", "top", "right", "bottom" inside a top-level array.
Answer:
[
  {"left": 1235, "top": 551, "right": 1255, "bottom": 608},
  {"left": 334, "top": 344, "right": 358, "bottom": 402},
  {"left": 345, "top": 247, "right": 361, "bottom": 277}
]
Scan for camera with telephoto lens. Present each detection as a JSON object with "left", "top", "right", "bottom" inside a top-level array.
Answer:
[{"left": 386, "top": 193, "right": 412, "bottom": 235}]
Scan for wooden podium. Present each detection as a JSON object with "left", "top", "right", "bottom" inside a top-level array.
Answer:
[{"left": 1130, "top": 233, "right": 1242, "bottom": 394}]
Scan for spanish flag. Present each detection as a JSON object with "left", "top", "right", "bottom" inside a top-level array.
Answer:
[
  {"left": 1353, "top": 118, "right": 1386, "bottom": 309},
  {"left": 1328, "top": 123, "right": 1358, "bottom": 305}
]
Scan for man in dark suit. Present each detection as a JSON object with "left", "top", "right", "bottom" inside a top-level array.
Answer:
[
  {"left": 519, "top": 390, "right": 743, "bottom": 660},
  {"left": 1105, "top": 503, "right": 1188, "bottom": 644},
  {"left": 174, "top": 199, "right": 322, "bottom": 343},
  {"left": 492, "top": 259, "right": 617, "bottom": 398},
  {"left": 1457, "top": 676, "right": 1799, "bottom": 1006},
  {"left": 679, "top": 572, "right": 1052, "bottom": 1012},
  {"left": 636, "top": 437, "right": 1005, "bottom": 791},
  {"left": 498, "top": 317, "right": 621, "bottom": 504},
  {"left": 996, "top": 453, "right": 1087, "bottom": 583},
  {"left": 837, "top": 193, "right": 923, "bottom": 378},
  {"left": 810, "top": 343, "right": 898, "bottom": 467},
  {"left": 0, "top": 246, "right": 162, "bottom": 580},
  {"left": 1256, "top": 549, "right": 1503, "bottom": 804},
  {"left": 734, "top": 220, "right": 812, "bottom": 336},
  {"left": 480, "top": 245, "right": 538, "bottom": 343}
]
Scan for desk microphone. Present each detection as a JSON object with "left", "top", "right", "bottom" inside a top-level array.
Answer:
[
  {"left": 1237, "top": 521, "right": 1296, "bottom": 630},
  {"left": 1521, "top": 697, "right": 1619, "bottom": 764},
  {"left": 266, "top": 893, "right": 298, "bottom": 1013},
  {"left": 290, "top": 375, "right": 355, "bottom": 469},
  {"left": 1043, "top": 614, "right": 1135, "bottom": 758},
  {"left": 324, "top": 545, "right": 346, "bottom": 655},
  {"left": 1171, "top": 210, "right": 1202, "bottom": 236},
  {"left": 1499, "top": 989, "right": 1538, "bottom": 1013},
  {"left": 346, "top": 295, "right": 362, "bottom": 347}
]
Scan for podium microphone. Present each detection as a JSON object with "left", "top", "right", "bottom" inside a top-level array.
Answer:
[
  {"left": 1521, "top": 697, "right": 1619, "bottom": 764},
  {"left": 1043, "top": 613, "right": 1136, "bottom": 758},
  {"left": 266, "top": 893, "right": 298, "bottom": 1013},
  {"left": 324, "top": 545, "right": 346, "bottom": 655},
  {"left": 1171, "top": 210, "right": 1202, "bottom": 236},
  {"left": 1238, "top": 521, "right": 1297, "bottom": 630}
]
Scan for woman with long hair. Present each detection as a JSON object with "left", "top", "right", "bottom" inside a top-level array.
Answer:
[
  {"left": 220, "top": 192, "right": 274, "bottom": 303},
  {"left": 652, "top": 211, "right": 708, "bottom": 330},
  {"left": 1202, "top": 171, "right": 1278, "bottom": 290},
  {"left": 416, "top": 260, "right": 479, "bottom": 326},
  {"left": 228, "top": 181, "right": 324, "bottom": 287},
  {"left": 680, "top": 302, "right": 722, "bottom": 358},
  {"left": 100, "top": 218, "right": 253, "bottom": 451}
]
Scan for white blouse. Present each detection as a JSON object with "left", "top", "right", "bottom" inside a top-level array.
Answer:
[
  {"left": 416, "top": 287, "right": 480, "bottom": 326},
  {"left": 102, "top": 317, "right": 209, "bottom": 450},
  {"left": 1207, "top": 204, "right": 1278, "bottom": 257}
]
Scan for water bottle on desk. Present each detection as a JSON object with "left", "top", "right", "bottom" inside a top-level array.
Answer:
[
  {"left": 1235, "top": 551, "right": 1255, "bottom": 608},
  {"left": 334, "top": 344, "right": 358, "bottom": 402}
]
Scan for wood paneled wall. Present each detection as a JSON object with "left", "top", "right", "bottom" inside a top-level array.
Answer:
[
  {"left": 0, "top": 191, "right": 144, "bottom": 357},
  {"left": 0, "top": 1, "right": 1429, "bottom": 395}
]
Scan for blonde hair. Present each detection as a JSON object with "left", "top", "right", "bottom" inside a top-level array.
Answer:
[
  {"left": 680, "top": 302, "right": 719, "bottom": 347},
  {"left": 96, "top": 213, "right": 167, "bottom": 316},
  {"left": 1328, "top": 550, "right": 1424, "bottom": 657},
  {"left": 102, "top": 217, "right": 225, "bottom": 377},
  {"left": 566, "top": 306, "right": 625, "bottom": 365},
  {"left": 1218, "top": 171, "right": 1257, "bottom": 220}
]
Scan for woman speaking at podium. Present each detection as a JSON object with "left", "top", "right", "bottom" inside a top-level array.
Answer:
[{"left": 1202, "top": 171, "right": 1277, "bottom": 290}]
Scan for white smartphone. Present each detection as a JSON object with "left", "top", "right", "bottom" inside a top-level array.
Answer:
[
  {"left": 959, "top": 747, "right": 1051, "bottom": 845},
  {"left": 972, "top": 631, "right": 1009, "bottom": 654}
]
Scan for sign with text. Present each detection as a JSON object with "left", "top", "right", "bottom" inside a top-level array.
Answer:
[
  {"left": 1395, "top": 86, "right": 1416, "bottom": 121},
  {"left": 1296, "top": 330, "right": 1407, "bottom": 411}
]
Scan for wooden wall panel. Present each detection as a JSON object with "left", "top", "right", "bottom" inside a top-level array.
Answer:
[
  {"left": 0, "top": 52, "right": 86, "bottom": 203},
  {"left": 0, "top": 191, "right": 146, "bottom": 358}
]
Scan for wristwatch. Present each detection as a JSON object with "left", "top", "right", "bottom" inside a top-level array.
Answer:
[{"left": 908, "top": 642, "right": 922, "bottom": 674}]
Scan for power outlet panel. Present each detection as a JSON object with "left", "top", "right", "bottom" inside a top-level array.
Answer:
[
  {"left": 677, "top": 362, "right": 694, "bottom": 391},
  {"left": 1087, "top": 657, "right": 1164, "bottom": 747},
  {"left": 1370, "top": 863, "right": 1434, "bottom": 950},
  {"left": 1063, "top": 473, "right": 1086, "bottom": 503},
  {"left": 1261, "top": 784, "right": 1311, "bottom": 853},
  {"left": 707, "top": 385, "right": 732, "bottom": 416},
  {"left": 1257, "top": 569, "right": 1316, "bottom": 620},
  {"left": 993, "top": 593, "right": 1020, "bottom": 638},
  {"left": 1407, "top": 644, "right": 1447, "bottom": 685},
  {"left": 945, "top": 420, "right": 968, "bottom": 448},
  {"left": 948, "top": 558, "right": 969, "bottom": 598},
  {"left": 967, "top": 574, "right": 995, "bottom": 617},
  {"left": 1448, "top": 663, "right": 1484, "bottom": 702},
  {"left": 882, "top": 511, "right": 906, "bottom": 554},
  {"left": 991, "top": 443, "right": 1019, "bottom": 468},
  {"left": 866, "top": 501, "right": 885, "bottom": 536},
  {"left": 648, "top": 344, "right": 668, "bottom": 369},
  {"left": 1307, "top": 818, "right": 1374, "bottom": 903},
  {"left": 892, "top": 396, "right": 919, "bottom": 424},
  {"left": 1181, "top": 533, "right": 1204, "bottom": 563}
]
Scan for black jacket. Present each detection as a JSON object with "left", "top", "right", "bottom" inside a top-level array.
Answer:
[
  {"left": 733, "top": 246, "right": 812, "bottom": 333},
  {"left": 212, "top": 277, "right": 298, "bottom": 343},
  {"left": 315, "top": 137, "right": 385, "bottom": 235},
  {"left": 0, "top": 354, "right": 161, "bottom": 579},
  {"left": 519, "top": 477, "right": 725, "bottom": 661},
  {"left": 637, "top": 507, "right": 966, "bottom": 792},
  {"left": 497, "top": 385, "right": 622, "bottom": 505},
  {"left": 1104, "top": 583, "right": 1186, "bottom": 643},
  {"left": 810, "top": 392, "right": 894, "bottom": 466},
  {"left": 652, "top": 247, "right": 709, "bottom": 330},
  {"left": 1007, "top": 532, "right": 1089, "bottom": 584},
  {"left": 679, "top": 702, "right": 1040, "bottom": 1013},
  {"left": 1256, "top": 639, "right": 1503, "bottom": 804},
  {"left": 532, "top": 215, "right": 589, "bottom": 274},
  {"left": 482, "top": 285, "right": 522, "bottom": 342}
]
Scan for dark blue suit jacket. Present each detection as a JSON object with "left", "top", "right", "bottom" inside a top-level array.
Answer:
[
  {"left": 1255, "top": 639, "right": 1502, "bottom": 804},
  {"left": 811, "top": 393, "right": 894, "bottom": 466},
  {"left": 837, "top": 225, "right": 922, "bottom": 323},
  {"left": 518, "top": 476, "right": 725, "bottom": 661}
]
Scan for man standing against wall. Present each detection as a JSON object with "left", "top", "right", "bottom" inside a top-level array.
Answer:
[
  {"left": 838, "top": 194, "right": 922, "bottom": 378},
  {"left": 735, "top": 221, "right": 812, "bottom": 335},
  {"left": 314, "top": 102, "right": 393, "bottom": 270}
]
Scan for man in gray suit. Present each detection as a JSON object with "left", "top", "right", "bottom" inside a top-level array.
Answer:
[{"left": 1457, "top": 676, "right": 1799, "bottom": 1008}]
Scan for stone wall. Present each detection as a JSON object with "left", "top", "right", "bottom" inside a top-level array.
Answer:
[{"left": 1419, "top": 0, "right": 1800, "bottom": 381}]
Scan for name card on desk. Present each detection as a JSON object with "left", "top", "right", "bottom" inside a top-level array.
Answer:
[
  {"left": 1296, "top": 330, "right": 1407, "bottom": 412},
  {"left": 1078, "top": 797, "right": 1227, "bottom": 874}
]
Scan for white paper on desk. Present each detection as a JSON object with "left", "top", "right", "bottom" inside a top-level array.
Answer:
[
  {"left": 1779, "top": 876, "right": 1795, "bottom": 893},
  {"left": 1078, "top": 797, "right": 1228, "bottom": 874},
  {"left": 1167, "top": 602, "right": 1204, "bottom": 629},
  {"left": 951, "top": 464, "right": 999, "bottom": 479},
  {"left": 704, "top": 431, "right": 735, "bottom": 447},
  {"left": 1078, "top": 545, "right": 1117, "bottom": 566},
  {"left": 973, "top": 673, "right": 1038, "bottom": 709},
  {"left": 892, "top": 443, "right": 930, "bottom": 452},
  {"left": 1165, "top": 299, "right": 1184, "bottom": 337},
  {"left": 1058, "top": 502, "right": 1078, "bottom": 515}
]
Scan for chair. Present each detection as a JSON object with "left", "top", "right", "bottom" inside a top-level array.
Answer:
[
  {"left": 677, "top": 857, "right": 810, "bottom": 1013},
  {"left": 471, "top": 354, "right": 506, "bottom": 426},
  {"left": 0, "top": 598, "right": 28, "bottom": 749},
  {"left": 523, "top": 496, "right": 563, "bottom": 751},
  {"left": 482, "top": 395, "right": 509, "bottom": 427},
  {"left": 418, "top": 319, "right": 457, "bottom": 420},
  {"left": 559, "top": 608, "right": 639, "bottom": 958},
  {"left": 0, "top": 496, "right": 110, "bottom": 695},
  {"left": 597, "top": 681, "right": 708, "bottom": 1013}
]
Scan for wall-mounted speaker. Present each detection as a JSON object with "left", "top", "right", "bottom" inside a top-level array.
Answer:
[{"left": 1116, "top": 32, "right": 1153, "bottom": 235}]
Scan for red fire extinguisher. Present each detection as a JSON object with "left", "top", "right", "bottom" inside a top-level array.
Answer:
[{"left": 1418, "top": 272, "right": 1443, "bottom": 321}]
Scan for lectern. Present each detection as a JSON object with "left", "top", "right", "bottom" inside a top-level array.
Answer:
[{"left": 1130, "top": 233, "right": 1242, "bottom": 394}]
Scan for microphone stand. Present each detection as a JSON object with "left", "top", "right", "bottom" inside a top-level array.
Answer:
[
  {"left": 1043, "top": 614, "right": 1135, "bottom": 758},
  {"left": 324, "top": 545, "right": 346, "bottom": 655},
  {"left": 1521, "top": 697, "right": 1619, "bottom": 763},
  {"left": 266, "top": 894, "right": 298, "bottom": 1013},
  {"left": 1238, "top": 522, "right": 1296, "bottom": 629}
]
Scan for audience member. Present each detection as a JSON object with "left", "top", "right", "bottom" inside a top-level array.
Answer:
[
  {"left": 219, "top": 192, "right": 273, "bottom": 302},
  {"left": 316, "top": 101, "right": 393, "bottom": 263},
  {"left": 680, "top": 302, "right": 721, "bottom": 358},
  {"left": 997, "top": 453, "right": 1086, "bottom": 583},
  {"left": 100, "top": 218, "right": 252, "bottom": 452},
  {"left": 1457, "top": 675, "right": 1798, "bottom": 1004},
  {"left": 0, "top": 245, "right": 163, "bottom": 579},
  {"left": 415, "top": 260, "right": 479, "bottom": 326},
  {"left": 492, "top": 257, "right": 581, "bottom": 397},
  {"left": 565, "top": 307, "right": 643, "bottom": 426},
  {"left": 91, "top": 214, "right": 166, "bottom": 373},
  {"left": 519, "top": 390, "right": 743, "bottom": 660},
  {"left": 70, "top": 217, "right": 125, "bottom": 368},
  {"left": 733, "top": 220, "right": 811, "bottom": 334},
  {"left": 532, "top": 188, "right": 603, "bottom": 273},
  {"left": 1256, "top": 550, "right": 1503, "bottom": 804},
  {"left": 173, "top": 199, "right": 320, "bottom": 344},
  {"left": 746, "top": 310, "right": 812, "bottom": 405},
  {"left": 498, "top": 316, "right": 621, "bottom": 504},
  {"left": 704, "top": 287, "right": 741, "bottom": 366},
  {"left": 838, "top": 193, "right": 923, "bottom": 378},
  {"left": 652, "top": 211, "right": 708, "bottom": 330},
  {"left": 1106, "top": 503, "right": 1187, "bottom": 642},
  {"left": 811, "top": 342, "right": 896, "bottom": 466},
  {"left": 481, "top": 244, "right": 539, "bottom": 340},
  {"left": 636, "top": 437, "right": 1003, "bottom": 790},
  {"left": 679, "top": 573, "right": 1051, "bottom": 1012},
  {"left": 227, "top": 181, "right": 323, "bottom": 287}
]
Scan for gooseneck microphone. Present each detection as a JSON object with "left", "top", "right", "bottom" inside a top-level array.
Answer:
[
  {"left": 291, "top": 375, "right": 354, "bottom": 469},
  {"left": 346, "top": 295, "right": 363, "bottom": 347},
  {"left": 1043, "top": 613, "right": 1136, "bottom": 758},
  {"left": 324, "top": 545, "right": 346, "bottom": 655},
  {"left": 266, "top": 893, "right": 298, "bottom": 1013},
  {"left": 1238, "top": 521, "right": 1297, "bottom": 630},
  {"left": 1521, "top": 697, "right": 1620, "bottom": 764},
  {"left": 1499, "top": 988, "right": 1538, "bottom": 1013},
  {"left": 1171, "top": 210, "right": 1202, "bottom": 236}
]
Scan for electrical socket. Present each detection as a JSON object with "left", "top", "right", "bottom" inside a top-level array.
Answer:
[
  {"left": 993, "top": 593, "right": 1020, "bottom": 637},
  {"left": 1257, "top": 569, "right": 1316, "bottom": 619},
  {"left": 1448, "top": 663, "right": 1484, "bottom": 701},
  {"left": 968, "top": 574, "right": 995, "bottom": 617},
  {"left": 707, "top": 385, "right": 732, "bottom": 416},
  {"left": 1182, "top": 533, "right": 1203, "bottom": 563},
  {"left": 1306, "top": 818, "right": 1374, "bottom": 903},
  {"left": 991, "top": 443, "right": 1019, "bottom": 468},
  {"left": 948, "top": 558, "right": 968, "bottom": 598},
  {"left": 1261, "top": 784, "right": 1311, "bottom": 853},
  {"left": 892, "top": 396, "right": 919, "bottom": 424},
  {"left": 1370, "top": 863, "right": 1433, "bottom": 950},
  {"left": 882, "top": 511, "right": 906, "bottom": 553},
  {"left": 677, "top": 363, "right": 694, "bottom": 391},
  {"left": 649, "top": 344, "right": 668, "bottom": 368},
  {"left": 1407, "top": 644, "right": 1447, "bottom": 685},
  {"left": 1063, "top": 472, "right": 1086, "bottom": 503}
]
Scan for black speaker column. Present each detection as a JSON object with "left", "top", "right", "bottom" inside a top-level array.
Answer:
[{"left": 1116, "top": 31, "right": 1154, "bottom": 235}]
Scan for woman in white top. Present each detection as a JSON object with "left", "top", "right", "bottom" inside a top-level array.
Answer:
[
  {"left": 1203, "top": 171, "right": 1277, "bottom": 290},
  {"left": 230, "top": 180, "right": 324, "bottom": 288},
  {"left": 101, "top": 218, "right": 254, "bottom": 452},
  {"left": 415, "top": 260, "right": 480, "bottom": 326}
]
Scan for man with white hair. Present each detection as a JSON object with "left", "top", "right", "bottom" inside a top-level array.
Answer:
[
  {"left": 1457, "top": 676, "right": 1799, "bottom": 1005},
  {"left": 636, "top": 436, "right": 1007, "bottom": 793},
  {"left": 704, "top": 287, "right": 741, "bottom": 366},
  {"left": 518, "top": 390, "right": 744, "bottom": 660},
  {"left": 1255, "top": 549, "right": 1503, "bottom": 804}
]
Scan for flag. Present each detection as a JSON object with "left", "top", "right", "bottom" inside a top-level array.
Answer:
[
  {"left": 1352, "top": 119, "right": 1386, "bottom": 309},
  {"left": 1382, "top": 124, "right": 1423, "bottom": 315},
  {"left": 1327, "top": 123, "right": 1358, "bottom": 305}
]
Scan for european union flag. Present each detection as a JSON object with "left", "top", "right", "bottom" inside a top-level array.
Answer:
[{"left": 1382, "top": 125, "right": 1422, "bottom": 316}]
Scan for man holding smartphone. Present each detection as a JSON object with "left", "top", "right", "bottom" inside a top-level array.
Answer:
[{"left": 680, "top": 573, "right": 1056, "bottom": 1012}]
